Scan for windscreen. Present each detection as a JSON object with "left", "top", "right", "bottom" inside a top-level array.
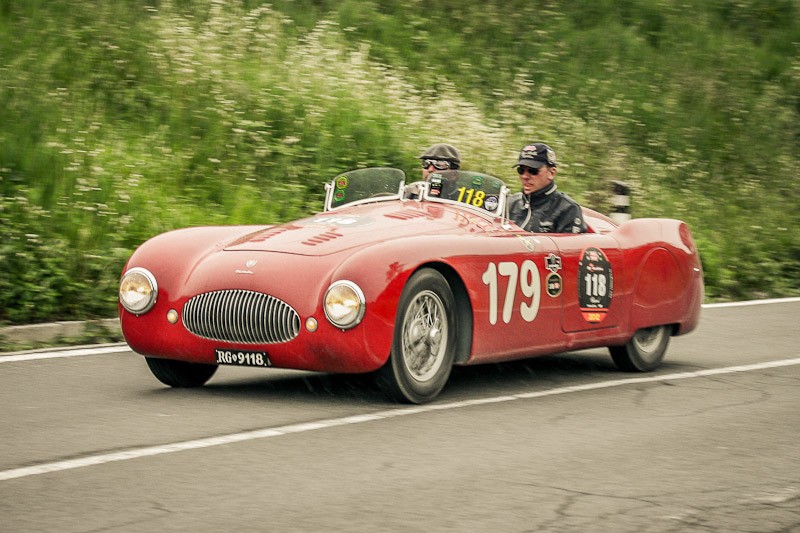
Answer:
[
  {"left": 325, "top": 167, "right": 406, "bottom": 210},
  {"left": 424, "top": 170, "right": 507, "bottom": 216}
]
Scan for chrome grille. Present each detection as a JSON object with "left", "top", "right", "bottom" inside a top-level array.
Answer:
[{"left": 183, "top": 289, "right": 300, "bottom": 344}]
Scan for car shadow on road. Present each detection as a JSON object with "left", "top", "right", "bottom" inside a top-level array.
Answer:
[{"left": 142, "top": 348, "right": 693, "bottom": 406}]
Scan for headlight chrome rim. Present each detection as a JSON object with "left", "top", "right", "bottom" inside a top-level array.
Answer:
[
  {"left": 119, "top": 267, "right": 158, "bottom": 315},
  {"left": 323, "top": 280, "right": 366, "bottom": 329}
]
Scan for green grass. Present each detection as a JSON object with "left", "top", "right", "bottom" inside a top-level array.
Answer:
[{"left": 1, "top": 0, "right": 798, "bottom": 324}]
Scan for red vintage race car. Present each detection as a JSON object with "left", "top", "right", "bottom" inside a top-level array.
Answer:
[{"left": 119, "top": 168, "right": 703, "bottom": 403}]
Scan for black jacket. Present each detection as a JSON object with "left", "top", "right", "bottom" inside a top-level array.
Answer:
[{"left": 508, "top": 182, "right": 587, "bottom": 234}]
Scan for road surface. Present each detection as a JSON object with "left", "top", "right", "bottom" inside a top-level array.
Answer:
[{"left": 1, "top": 300, "right": 798, "bottom": 532}]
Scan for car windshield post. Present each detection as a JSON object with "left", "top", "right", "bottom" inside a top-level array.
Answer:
[
  {"left": 401, "top": 180, "right": 428, "bottom": 201},
  {"left": 501, "top": 198, "right": 512, "bottom": 229}
]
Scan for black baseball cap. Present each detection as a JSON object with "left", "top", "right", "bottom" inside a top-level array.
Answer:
[{"left": 515, "top": 143, "right": 557, "bottom": 168}]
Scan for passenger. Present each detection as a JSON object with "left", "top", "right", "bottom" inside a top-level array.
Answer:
[
  {"left": 419, "top": 143, "right": 461, "bottom": 181},
  {"left": 508, "top": 143, "right": 587, "bottom": 234}
]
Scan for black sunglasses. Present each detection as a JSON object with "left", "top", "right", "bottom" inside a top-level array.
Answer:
[
  {"left": 422, "top": 159, "right": 451, "bottom": 170},
  {"left": 516, "top": 166, "right": 542, "bottom": 176}
]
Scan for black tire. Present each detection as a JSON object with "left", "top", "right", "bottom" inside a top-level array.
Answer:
[
  {"left": 145, "top": 357, "right": 218, "bottom": 387},
  {"left": 609, "top": 325, "right": 670, "bottom": 372},
  {"left": 376, "top": 269, "right": 457, "bottom": 404}
]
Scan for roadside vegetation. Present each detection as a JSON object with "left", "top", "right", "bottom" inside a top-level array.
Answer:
[{"left": 1, "top": 0, "right": 798, "bottom": 326}]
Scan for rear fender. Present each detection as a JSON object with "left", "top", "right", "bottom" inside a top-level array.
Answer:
[
  {"left": 630, "top": 247, "right": 685, "bottom": 331},
  {"left": 615, "top": 219, "right": 703, "bottom": 335}
]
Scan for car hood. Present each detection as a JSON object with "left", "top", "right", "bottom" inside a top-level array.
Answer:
[{"left": 223, "top": 201, "right": 497, "bottom": 256}]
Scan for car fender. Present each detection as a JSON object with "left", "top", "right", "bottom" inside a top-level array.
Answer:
[
  {"left": 616, "top": 219, "right": 702, "bottom": 333},
  {"left": 325, "top": 234, "right": 475, "bottom": 367},
  {"left": 122, "top": 225, "right": 269, "bottom": 285}
]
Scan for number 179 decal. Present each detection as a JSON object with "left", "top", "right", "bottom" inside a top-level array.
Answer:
[{"left": 481, "top": 260, "right": 541, "bottom": 325}]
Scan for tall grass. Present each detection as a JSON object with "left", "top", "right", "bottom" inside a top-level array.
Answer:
[{"left": 0, "top": 0, "right": 798, "bottom": 323}]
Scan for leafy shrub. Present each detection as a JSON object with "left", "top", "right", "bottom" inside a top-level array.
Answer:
[{"left": 0, "top": 0, "right": 797, "bottom": 324}]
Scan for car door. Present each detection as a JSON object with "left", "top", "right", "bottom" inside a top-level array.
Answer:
[
  {"left": 464, "top": 230, "right": 569, "bottom": 362},
  {"left": 550, "top": 233, "right": 624, "bottom": 333}
]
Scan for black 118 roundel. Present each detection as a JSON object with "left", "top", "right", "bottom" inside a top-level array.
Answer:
[{"left": 577, "top": 247, "right": 614, "bottom": 323}]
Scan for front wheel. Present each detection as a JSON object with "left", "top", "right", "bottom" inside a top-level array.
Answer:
[
  {"left": 145, "top": 357, "right": 218, "bottom": 387},
  {"left": 376, "top": 269, "right": 457, "bottom": 404},
  {"left": 609, "top": 325, "right": 670, "bottom": 372}
]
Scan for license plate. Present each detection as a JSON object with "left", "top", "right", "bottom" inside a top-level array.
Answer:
[{"left": 215, "top": 349, "right": 271, "bottom": 367}]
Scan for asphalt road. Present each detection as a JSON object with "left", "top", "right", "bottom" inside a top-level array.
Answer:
[{"left": 1, "top": 300, "right": 798, "bottom": 532}]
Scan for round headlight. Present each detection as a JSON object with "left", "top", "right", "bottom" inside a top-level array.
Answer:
[
  {"left": 324, "top": 280, "right": 365, "bottom": 329},
  {"left": 119, "top": 267, "right": 158, "bottom": 315}
]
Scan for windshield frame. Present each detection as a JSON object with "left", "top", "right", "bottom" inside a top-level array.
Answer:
[
  {"left": 323, "top": 167, "right": 406, "bottom": 211},
  {"left": 323, "top": 168, "right": 510, "bottom": 225}
]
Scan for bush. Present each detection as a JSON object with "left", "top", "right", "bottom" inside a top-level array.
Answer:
[{"left": 0, "top": 0, "right": 797, "bottom": 324}]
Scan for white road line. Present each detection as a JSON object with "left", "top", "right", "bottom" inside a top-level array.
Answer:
[
  {"left": 2, "top": 357, "right": 799, "bottom": 482},
  {"left": 0, "top": 344, "right": 131, "bottom": 363},
  {"left": 702, "top": 297, "right": 800, "bottom": 308}
]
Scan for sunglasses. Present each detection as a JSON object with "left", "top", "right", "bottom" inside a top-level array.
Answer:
[
  {"left": 422, "top": 159, "right": 452, "bottom": 170},
  {"left": 516, "top": 166, "right": 542, "bottom": 176}
]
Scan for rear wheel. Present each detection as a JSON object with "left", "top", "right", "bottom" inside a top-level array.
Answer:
[
  {"left": 609, "top": 325, "right": 670, "bottom": 372},
  {"left": 376, "top": 269, "right": 457, "bottom": 404},
  {"left": 145, "top": 357, "right": 218, "bottom": 387}
]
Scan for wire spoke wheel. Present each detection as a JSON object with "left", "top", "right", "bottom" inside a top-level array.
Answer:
[
  {"left": 376, "top": 269, "right": 457, "bottom": 404},
  {"left": 609, "top": 325, "right": 670, "bottom": 372},
  {"left": 631, "top": 326, "right": 668, "bottom": 364},
  {"left": 401, "top": 290, "right": 447, "bottom": 382}
]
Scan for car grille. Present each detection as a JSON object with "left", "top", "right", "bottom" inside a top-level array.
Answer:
[{"left": 182, "top": 289, "right": 300, "bottom": 344}]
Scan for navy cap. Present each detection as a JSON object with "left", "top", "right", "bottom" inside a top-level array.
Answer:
[{"left": 515, "top": 143, "right": 557, "bottom": 168}]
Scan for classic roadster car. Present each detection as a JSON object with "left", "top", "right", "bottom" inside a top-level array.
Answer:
[{"left": 119, "top": 168, "right": 703, "bottom": 403}]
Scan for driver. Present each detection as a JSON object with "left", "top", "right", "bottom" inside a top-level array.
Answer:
[
  {"left": 419, "top": 143, "right": 461, "bottom": 181},
  {"left": 508, "top": 143, "right": 587, "bottom": 234}
]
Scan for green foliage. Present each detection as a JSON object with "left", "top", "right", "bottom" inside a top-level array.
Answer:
[{"left": 0, "top": 0, "right": 798, "bottom": 324}]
